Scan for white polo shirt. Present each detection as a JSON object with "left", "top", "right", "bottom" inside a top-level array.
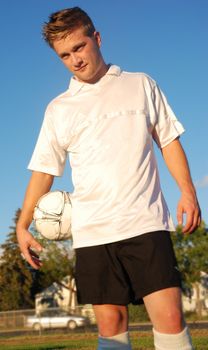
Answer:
[{"left": 28, "top": 65, "right": 184, "bottom": 248}]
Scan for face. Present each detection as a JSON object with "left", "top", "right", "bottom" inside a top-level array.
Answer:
[{"left": 53, "top": 27, "right": 107, "bottom": 84}]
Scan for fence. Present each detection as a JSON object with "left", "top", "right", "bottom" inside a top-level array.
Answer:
[
  {"left": 0, "top": 306, "right": 96, "bottom": 336},
  {"left": 1, "top": 305, "right": 208, "bottom": 337}
]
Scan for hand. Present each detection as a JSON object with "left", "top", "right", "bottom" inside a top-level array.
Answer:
[
  {"left": 17, "top": 228, "right": 43, "bottom": 269},
  {"left": 177, "top": 190, "right": 201, "bottom": 233}
]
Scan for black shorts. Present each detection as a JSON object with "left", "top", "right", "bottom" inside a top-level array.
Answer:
[{"left": 75, "top": 231, "right": 181, "bottom": 305}]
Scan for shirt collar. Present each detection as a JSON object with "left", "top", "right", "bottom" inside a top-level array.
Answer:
[{"left": 68, "top": 65, "right": 121, "bottom": 96}]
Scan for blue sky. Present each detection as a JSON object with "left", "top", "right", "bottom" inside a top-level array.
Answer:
[{"left": 0, "top": 0, "right": 207, "bottom": 244}]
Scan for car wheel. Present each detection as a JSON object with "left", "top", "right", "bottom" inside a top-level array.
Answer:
[
  {"left": 33, "top": 322, "right": 42, "bottom": 331},
  {"left": 68, "top": 320, "right": 77, "bottom": 330}
]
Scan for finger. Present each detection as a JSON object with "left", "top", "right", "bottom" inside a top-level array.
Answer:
[
  {"left": 22, "top": 247, "right": 42, "bottom": 269},
  {"left": 191, "top": 213, "right": 200, "bottom": 233},
  {"left": 29, "top": 248, "right": 43, "bottom": 264},
  {"left": 22, "top": 254, "right": 40, "bottom": 269},
  {"left": 197, "top": 216, "right": 201, "bottom": 227},
  {"left": 197, "top": 207, "right": 202, "bottom": 227},
  {"left": 182, "top": 210, "right": 194, "bottom": 233},
  {"left": 177, "top": 206, "right": 184, "bottom": 227},
  {"left": 188, "top": 209, "right": 201, "bottom": 233},
  {"left": 31, "top": 255, "right": 43, "bottom": 267},
  {"left": 29, "top": 247, "right": 40, "bottom": 258},
  {"left": 30, "top": 239, "right": 43, "bottom": 253},
  {"left": 21, "top": 251, "right": 42, "bottom": 268}
]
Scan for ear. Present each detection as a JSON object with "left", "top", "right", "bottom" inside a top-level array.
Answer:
[{"left": 94, "top": 31, "right": 101, "bottom": 47}]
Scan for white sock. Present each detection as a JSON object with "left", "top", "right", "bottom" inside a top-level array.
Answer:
[
  {"left": 153, "top": 326, "right": 194, "bottom": 350},
  {"left": 98, "top": 331, "right": 132, "bottom": 349}
]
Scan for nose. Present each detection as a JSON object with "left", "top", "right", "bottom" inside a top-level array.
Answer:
[{"left": 71, "top": 53, "right": 82, "bottom": 66}]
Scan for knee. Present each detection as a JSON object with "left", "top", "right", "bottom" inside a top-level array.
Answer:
[
  {"left": 96, "top": 306, "right": 128, "bottom": 337},
  {"left": 157, "top": 307, "right": 184, "bottom": 333}
]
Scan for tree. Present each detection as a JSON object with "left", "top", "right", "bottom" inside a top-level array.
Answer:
[
  {"left": 0, "top": 210, "right": 75, "bottom": 311},
  {"left": 36, "top": 237, "right": 75, "bottom": 292},
  {"left": 35, "top": 238, "right": 76, "bottom": 310},
  {"left": 0, "top": 210, "right": 35, "bottom": 310},
  {"left": 171, "top": 221, "right": 208, "bottom": 316}
]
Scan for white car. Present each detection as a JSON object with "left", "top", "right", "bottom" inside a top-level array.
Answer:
[{"left": 26, "top": 310, "right": 88, "bottom": 330}]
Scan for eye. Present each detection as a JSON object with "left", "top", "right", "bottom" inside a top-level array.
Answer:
[
  {"left": 74, "top": 43, "right": 85, "bottom": 52},
  {"left": 61, "top": 53, "right": 70, "bottom": 60},
  {"left": 76, "top": 46, "right": 83, "bottom": 52}
]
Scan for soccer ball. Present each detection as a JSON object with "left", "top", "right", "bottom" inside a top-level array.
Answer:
[{"left": 33, "top": 191, "right": 72, "bottom": 241}]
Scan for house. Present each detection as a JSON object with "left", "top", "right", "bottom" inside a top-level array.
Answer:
[
  {"left": 35, "top": 276, "right": 77, "bottom": 313},
  {"left": 36, "top": 272, "right": 208, "bottom": 321},
  {"left": 182, "top": 272, "right": 208, "bottom": 316},
  {"left": 35, "top": 276, "right": 96, "bottom": 323}
]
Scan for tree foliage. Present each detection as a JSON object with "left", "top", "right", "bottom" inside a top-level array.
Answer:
[
  {"left": 0, "top": 210, "right": 75, "bottom": 311},
  {"left": 0, "top": 210, "right": 35, "bottom": 310},
  {"left": 171, "top": 221, "right": 208, "bottom": 293},
  {"left": 36, "top": 237, "right": 75, "bottom": 292},
  {"left": 1, "top": 209, "right": 207, "bottom": 311}
]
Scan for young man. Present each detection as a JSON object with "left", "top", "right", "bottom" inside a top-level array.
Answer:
[{"left": 17, "top": 7, "right": 201, "bottom": 350}]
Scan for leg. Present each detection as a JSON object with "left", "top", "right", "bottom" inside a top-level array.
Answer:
[
  {"left": 143, "top": 286, "right": 184, "bottom": 333},
  {"left": 75, "top": 244, "right": 133, "bottom": 349},
  {"left": 93, "top": 304, "right": 132, "bottom": 349},
  {"left": 144, "top": 287, "right": 193, "bottom": 349},
  {"left": 93, "top": 304, "right": 128, "bottom": 336}
]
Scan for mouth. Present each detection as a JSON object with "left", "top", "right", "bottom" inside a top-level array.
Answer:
[{"left": 74, "top": 64, "right": 88, "bottom": 72}]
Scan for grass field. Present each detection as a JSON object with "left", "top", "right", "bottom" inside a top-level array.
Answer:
[{"left": 0, "top": 329, "right": 208, "bottom": 350}]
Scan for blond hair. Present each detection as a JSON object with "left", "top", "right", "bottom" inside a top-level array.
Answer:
[{"left": 42, "top": 7, "right": 96, "bottom": 48}]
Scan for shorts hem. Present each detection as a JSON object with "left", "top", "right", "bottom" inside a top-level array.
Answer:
[
  {"left": 75, "top": 231, "right": 181, "bottom": 306},
  {"left": 77, "top": 296, "right": 131, "bottom": 306},
  {"left": 137, "top": 281, "right": 182, "bottom": 302},
  {"left": 78, "top": 282, "right": 182, "bottom": 306}
]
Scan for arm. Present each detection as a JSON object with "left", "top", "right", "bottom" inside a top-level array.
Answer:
[
  {"left": 17, "top": 171, "right": 54, "bottom": 269},
  {"left": 161, "top": 138, "right": 201, "bottom": 233}
]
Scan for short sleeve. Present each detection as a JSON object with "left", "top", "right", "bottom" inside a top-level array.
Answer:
[
  {"left": 149, "top": 82, "right": 185, "bottom": 148},
  {"left": 28, "top": 105, "right": 67, "bottom": 176}
]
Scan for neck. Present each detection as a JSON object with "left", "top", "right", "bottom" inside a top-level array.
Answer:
[{"left": 89, "top": 61, "right": 110, "bottom": 84}]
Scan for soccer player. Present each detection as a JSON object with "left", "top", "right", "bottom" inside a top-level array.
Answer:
[{"left": 17, "top": 7, "right": 201, "bottom": 350}]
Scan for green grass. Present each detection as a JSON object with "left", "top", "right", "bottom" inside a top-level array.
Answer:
[{"left": 0, "top": 330, "right": 208, "bottom": 349}]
